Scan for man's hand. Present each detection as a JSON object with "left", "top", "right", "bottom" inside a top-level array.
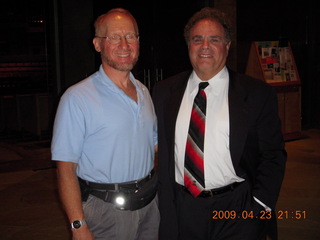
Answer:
[{"left": 72, "top": 225, "right": 95, "bottom": 240}]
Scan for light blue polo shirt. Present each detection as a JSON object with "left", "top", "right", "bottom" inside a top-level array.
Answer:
[{"left": 51, "top": 65, "right": 157, "bottom": 183}]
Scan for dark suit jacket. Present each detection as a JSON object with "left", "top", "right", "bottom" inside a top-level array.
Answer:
[{"left": 152, "top": 69, "right": 287, "bottom": 240}]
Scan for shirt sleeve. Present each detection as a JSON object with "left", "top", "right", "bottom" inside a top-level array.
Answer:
[{"left": 51, "top": 92, "right": 86, "bottom": 162}]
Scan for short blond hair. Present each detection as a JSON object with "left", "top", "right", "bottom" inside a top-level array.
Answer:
[{"left": 94, "top": 8, "right": 139, "bottom": 36}]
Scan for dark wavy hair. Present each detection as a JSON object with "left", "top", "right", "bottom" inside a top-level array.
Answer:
[{"left": 184, "top": 7, "right": 232, "bottom": 44}]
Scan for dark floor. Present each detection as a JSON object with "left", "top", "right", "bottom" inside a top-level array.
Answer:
[{"left": 0, "top": 129, "right": 319, "bottom": 239}]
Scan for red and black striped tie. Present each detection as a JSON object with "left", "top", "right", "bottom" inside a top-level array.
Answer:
[{"left": 184, "top": 82, "right": 209, "bottom": 197}]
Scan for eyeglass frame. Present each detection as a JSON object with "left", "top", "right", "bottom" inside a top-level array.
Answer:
[{"left": 95, "top": 33, "right": 140, "bottom": 44}]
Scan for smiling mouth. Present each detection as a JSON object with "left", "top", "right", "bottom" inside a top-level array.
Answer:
[
  {"left": 117, "top": 53, "right": 131, "bottom": 57},
  {"left": 199, "top": 54, "right": 212, "bottom": 58}
]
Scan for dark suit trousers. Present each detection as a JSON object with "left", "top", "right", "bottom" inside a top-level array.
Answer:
[{"left": 174, "top": 181, "right": 268, "bottom": 240}]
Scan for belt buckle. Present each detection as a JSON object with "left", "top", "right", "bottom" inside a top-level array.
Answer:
[
  {"left": 201, "top": 190, "right": 214, "bottom": 198},
  {"left": 134, "top": 180, "right": 139, "bottom": 190}
]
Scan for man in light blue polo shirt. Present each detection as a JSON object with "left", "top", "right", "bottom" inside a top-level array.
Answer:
[{"left": 51, "top": 8, "right": 159, "bottom": 240}]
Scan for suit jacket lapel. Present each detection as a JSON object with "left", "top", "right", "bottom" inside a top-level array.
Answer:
[
  {"left": 228, "top": 70, "right": 250, "bottom": 171},
  {"left": 163, "top": 71, "right": 190, "bottom": 180},
  {"left": 162, "top": 70, "right": 250, "bottom": 178}
]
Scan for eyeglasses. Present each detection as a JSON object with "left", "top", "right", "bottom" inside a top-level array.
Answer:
[
  {"left": 96, "top": 33, "right": 139, "bottom": 44},
  {"left": 190, "top": 35, "right": 226, "bottom": 45}
]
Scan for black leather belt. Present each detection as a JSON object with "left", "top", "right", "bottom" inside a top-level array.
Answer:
[
  {"left": 178, "top": 181, "right": 243, "bottom": 198},
  {"left": 198, "top": 182, "right": 243, "bottom": 198},
  {"left": 78, "top": 170, "right": 158, "bottom": 211},
  {"left": 79, "top": 169, "right": 155, "bottom": 191}
]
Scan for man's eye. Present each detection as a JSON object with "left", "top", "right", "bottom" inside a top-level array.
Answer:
[
  {"left": 210, "top": 38, "right": 219, "bottom": 43},
  {"left": 193, "top": 38, "right": 203, "bottom": 44},
  {"left": 126, "top": 34, "right": 135, "bottom": 39},
  {"left": 111, "top": 35, "right": 120, "bottom": 40}
]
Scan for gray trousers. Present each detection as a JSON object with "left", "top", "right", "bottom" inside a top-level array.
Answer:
[{"left": 82, "top": 194, "right": 160, "bottom": 240}]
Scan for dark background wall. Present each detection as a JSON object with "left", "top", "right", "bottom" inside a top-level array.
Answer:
[
  {"left": 60, "top": 0, "right": 320, "bottom": 129},
  {"left": 237, "top": 0, "right": 319, "bottom": 129},
  {"left": 0, "top": 0, "right": 319, "bottom": 140}
]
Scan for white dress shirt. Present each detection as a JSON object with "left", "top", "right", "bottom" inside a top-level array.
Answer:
[
  {"left": 175, "top": 67, "right": 244, "bottom": 189},
  {"left": 174, "top": 67, "right": 271, "bottom": 210}
]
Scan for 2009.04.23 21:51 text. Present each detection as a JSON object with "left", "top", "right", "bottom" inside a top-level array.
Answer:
[{"left": 212, "top": 210, "right": 307, "bottom": 220}]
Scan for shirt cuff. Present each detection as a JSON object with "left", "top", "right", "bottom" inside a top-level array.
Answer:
[{"left": 253, "top": 196, "right": 272, "bottom": 211}]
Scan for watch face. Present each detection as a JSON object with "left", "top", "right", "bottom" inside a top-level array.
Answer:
[{"left": 73, "top": 220, "right": 81, "bottom": 229}]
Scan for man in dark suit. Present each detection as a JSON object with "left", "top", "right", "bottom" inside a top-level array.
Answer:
[{"left": 152, "top": 7, "right": 287, "bottom": 240}]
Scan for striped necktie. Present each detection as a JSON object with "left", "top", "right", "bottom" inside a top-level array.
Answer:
[{"left": 184, "top": 82, "right": 209, "bottom": 197}]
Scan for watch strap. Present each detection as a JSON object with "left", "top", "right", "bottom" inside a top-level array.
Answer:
[{"left": 71, "top": 219, "right": 87, "bottom": 229}]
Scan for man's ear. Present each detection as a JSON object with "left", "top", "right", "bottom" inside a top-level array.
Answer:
[
  {"left": 93, "top": 37, "right": 101, "bottom": 52},
  {"left": 226, "top": 41, "right": 231, "bottom": 56}
]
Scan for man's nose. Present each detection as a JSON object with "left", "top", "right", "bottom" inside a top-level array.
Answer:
[
  {"left": 118, "top": 37, "right": 129, "bottom": 48},
  {"left": 201, "top": 38, "right": 210, "bottom": 49}
]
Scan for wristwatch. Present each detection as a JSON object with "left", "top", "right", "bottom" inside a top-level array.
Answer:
[{"left": 71, "top": 220, "right": 86, "bottom": 229}]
